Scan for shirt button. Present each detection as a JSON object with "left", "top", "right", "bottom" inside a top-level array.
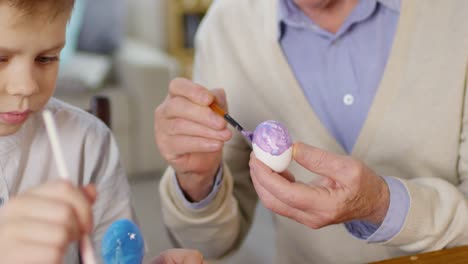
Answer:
[
  {"left": 343, "top": 94, "right": 354, "bottom": 106},
  {"left": 311, "top": 25, "right": 320, "bottom": 32}
]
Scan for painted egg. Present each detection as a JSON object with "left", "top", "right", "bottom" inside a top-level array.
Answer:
[
  {"left": 101, "top": 219, "right": 145, "bottom": 264},
  {"left": 252, "top": 120, "right": 293, "bottom": 172}
]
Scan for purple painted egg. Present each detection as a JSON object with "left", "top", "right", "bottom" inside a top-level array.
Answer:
[{"left": 252, "top": 120, "right": 293, "bottom": 172}]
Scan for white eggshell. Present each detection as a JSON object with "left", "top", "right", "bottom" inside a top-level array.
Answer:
[{"left": 253, "top": 144, "right": 292, "bottom": 172}]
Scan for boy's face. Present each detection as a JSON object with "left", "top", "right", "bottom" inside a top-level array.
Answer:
[{"left": 0, "top": 3, "right": 68, "bottom": 136}]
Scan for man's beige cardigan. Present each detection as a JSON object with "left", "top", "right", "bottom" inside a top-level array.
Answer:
[{"left": 159, "top": 0, "right": 468, "bottom": 263}]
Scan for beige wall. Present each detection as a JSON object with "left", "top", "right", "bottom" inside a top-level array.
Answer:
[{"left": 126, "top": 0, "right": 168, "bottom": 49}]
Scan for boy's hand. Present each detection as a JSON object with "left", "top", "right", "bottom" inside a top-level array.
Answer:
[
  {"left": 151, "top": 249, "right": 206, "bottom": 264},
  {"left": 0, "top": 180, "right": 96, "bottom": 264}
]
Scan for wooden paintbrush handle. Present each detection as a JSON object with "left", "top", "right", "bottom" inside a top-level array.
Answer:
[{"left": 209, "top": 102, "right": 226, "bottom": 116}]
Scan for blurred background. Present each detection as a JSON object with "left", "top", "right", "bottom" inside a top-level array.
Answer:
[{"left": 55, "top": 0, "right": 274, "bottom": 262}]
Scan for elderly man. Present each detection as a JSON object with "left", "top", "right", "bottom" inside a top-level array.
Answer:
[{"left": 154, "top": 0, "right": 468, "bottom": 263}]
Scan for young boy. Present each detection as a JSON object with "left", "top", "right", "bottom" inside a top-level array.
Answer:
[
  {"left": 0, "top": 1, "right": 207, "bottom": 263},
  {"left": 0, "top": 0, "right": 134, "bottom": 263}
]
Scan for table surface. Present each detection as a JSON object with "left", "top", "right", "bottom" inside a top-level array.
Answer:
[{"left": 371, "top": 246, "right": 468, "bottom": 264}]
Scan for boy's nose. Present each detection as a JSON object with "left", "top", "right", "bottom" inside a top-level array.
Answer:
[{"left": 6, "top": 69, "right": 40, "bottom": 97}]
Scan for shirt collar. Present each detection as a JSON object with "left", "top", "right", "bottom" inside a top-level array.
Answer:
[
  {"left": 0, "top": 125, "right": 23, "bottom": 157},
  {"left": 277, "top": 0, "right": 401, "bottom": 40},
  {"left": 378, "top": 0, "right": 401, "bottom": 12}
]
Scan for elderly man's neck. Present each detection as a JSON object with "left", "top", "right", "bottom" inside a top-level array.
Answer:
[{"left": 294, "top": 0, "right": 360, "bottom": 33}]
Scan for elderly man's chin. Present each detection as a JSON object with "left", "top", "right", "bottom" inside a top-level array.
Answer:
[{"left": 294, "top": 0, "right": 336, "bottom": 9}]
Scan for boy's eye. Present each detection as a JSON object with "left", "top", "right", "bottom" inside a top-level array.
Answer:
[
  {"left": 36, "top": 56, "right": 59, "bottom": 64},
  {"left": 0, "top": 57, "right": 8, "bottom": 62}
]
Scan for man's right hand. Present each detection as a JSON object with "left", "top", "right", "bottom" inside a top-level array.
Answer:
[
  {"left": 154, "top": 78, "right": 232, "bottom": 201},
  {"left": 0, "top": 180, "right": 96, "bottom": 264}
]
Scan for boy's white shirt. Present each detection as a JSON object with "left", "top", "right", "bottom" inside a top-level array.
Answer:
[{"left": 0, "top": 98, "right": 134, "bottom": 263}]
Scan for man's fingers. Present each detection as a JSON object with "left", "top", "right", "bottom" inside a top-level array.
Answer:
[
  {"left": 163, "top": 135, "right": 224, "bottom": 160},
  {"left": 168, "top": 78, "right": 214, "bottom": 106},
  {"left": 165, "top": 96, "right": 226, "bottom": 130},
  {"left": 307, "top": 176, "right": 337, "bottom": 189},
  {"left": 280, "top": 170, "right": 296, "bottom": 183},
  {"left": 293, "top": 142, "right": 353, "bottom": 180},
  {"left": 250, "top": 156, "right": 326, "bottom": 210},
  {"left": 250, "top": 167, "right": 321, "bottom": 229},
  {"left": 165, "top": 118, "right": 232, "bottom": 141},
  {"left": 182, "top": 250, "right": 205, "bottom": 264},
  {"left": 250, "top": 157, "right": 297, "bottom": 205},
  {"left": 151, "top": 249, "right": 205, "bottom": 264},
  {"left": 251, "top": 167, "right": 294, "bottom": 217},
  {"left": 211, "top": 88, "right": 228, "bottom": 111}
]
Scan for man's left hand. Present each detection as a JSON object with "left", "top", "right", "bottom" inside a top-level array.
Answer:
[
  {"left": 151, "top": 249, "right": 205, "bottom": 264},
  {"left": 249, "top": 142, "right": 390, "bottom": 229}
]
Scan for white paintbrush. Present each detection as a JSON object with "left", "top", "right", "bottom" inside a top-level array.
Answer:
[{"left": 42, "top": 110, "right": 97, "bottom": 264}]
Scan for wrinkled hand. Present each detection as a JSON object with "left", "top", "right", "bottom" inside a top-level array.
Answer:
[
  {"left": 151, "top": 249, "right": 206, "bottom": 264},
  {"left": 154, "top": 78, "right": 232, "bottom": 201},
  {"left": 0, "top": 180, "right": 96, "bottom": 264},
  {"left": 249, "top": 142, "right": 389, "bottom": 229}
]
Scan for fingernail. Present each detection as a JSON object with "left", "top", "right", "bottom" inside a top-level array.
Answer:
[
  {"left": 208, "top": 142, "right": 221, "bottom": 151},
  {"left": 292, "top": 143, "right": 300, "bottom": 159}
]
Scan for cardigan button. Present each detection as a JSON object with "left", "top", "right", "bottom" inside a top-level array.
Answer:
[{"left": 343, "top": 94, "right": 354, "bottom": 106}]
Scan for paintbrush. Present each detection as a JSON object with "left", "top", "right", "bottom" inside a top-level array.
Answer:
[
  {"left": 42, "top": 110, "right": 97, "bottom": 264},
  {"left": 209, "top": 102, "right": 253, "bottom": 142}
]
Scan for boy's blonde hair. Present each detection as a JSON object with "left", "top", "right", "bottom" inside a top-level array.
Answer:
[{"left": 4, "top": 0, "right": 75, "bottom": 18}]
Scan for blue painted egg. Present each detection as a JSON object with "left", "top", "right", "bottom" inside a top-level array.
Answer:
[{"left": 101, "top": 219, "right": 145, "bottom": 264}]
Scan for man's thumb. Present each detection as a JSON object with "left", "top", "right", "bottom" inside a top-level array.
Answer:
[
  {"left": 211, "top": 88, "right": 228, "bottom": 111},
  {"left": 293, "top": 142, "right": 346, "bottom": 180}
]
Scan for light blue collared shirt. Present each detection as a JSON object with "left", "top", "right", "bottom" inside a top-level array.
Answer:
[
  {"left": 174, "top": 0, "right": 410, "bottom": 243},
  {"left": 279, "top": 0, "right": 399, "bottom": 153},
  {"left": 279, "top": 0, "right": 407, "bottom": 243}
]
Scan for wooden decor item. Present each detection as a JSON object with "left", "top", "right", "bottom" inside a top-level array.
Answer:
[
  {"left": 88, "top": 96, "right": 111, "bottom": 129},
  {"left": 167, "top": 0, "right": 212, "bottom": 77},
  {"left": 371, "top": 246, "right": 468, "bottom": 264}
]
